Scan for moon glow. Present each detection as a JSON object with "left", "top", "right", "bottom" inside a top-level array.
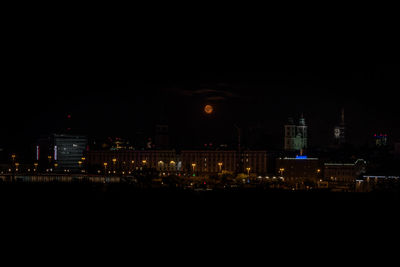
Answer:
[{"left": 204, "top": 105, "right": 213, "bottom": 114}]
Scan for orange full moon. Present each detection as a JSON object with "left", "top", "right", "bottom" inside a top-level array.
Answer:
[{"left": 204, "top": 105, "right": 213, "bottom": 114}]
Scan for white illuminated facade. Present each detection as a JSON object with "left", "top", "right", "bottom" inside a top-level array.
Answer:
[{"left": 284, "top": 115, "right": 308, "bottom": 151}]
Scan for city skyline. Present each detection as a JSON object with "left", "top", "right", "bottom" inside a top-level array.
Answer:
[
  {"left": 1, "top": 66, "right": 400, "bottom": 197},
  {"left": 2, "top": 66, "right": 400, "bottom": 155}
]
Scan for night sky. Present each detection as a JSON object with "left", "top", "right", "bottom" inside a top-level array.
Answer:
[{"left": 2, "top": 64, "right": 399, "bottom": 156}]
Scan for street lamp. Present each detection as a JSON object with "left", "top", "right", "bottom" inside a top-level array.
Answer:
[
  {"left": 246, "top": 167, "right": 251, "bottom": 176},
  {"left": 104, "top": 162, "right": 108, "bottom": 175},
  {"left": 34, "top": 162, "right": 38, "bottom": 172},
  {"left": 218, "top": 162, "right": 223, "bottom": 173},
  {"left": 15, "top": 162, "right": 19, "bottom": 172},
  {"left": 112, "top": 158, "right": 117, "bottom": 174},
  {"left": 279, "top": 168, "right": 285, "bottom": 176},
  {"left": 192, "top": 163, "right": 196, "bottom": 175},
  {"left": 130, "top": 160, "right": 135, "bottom": 172}
]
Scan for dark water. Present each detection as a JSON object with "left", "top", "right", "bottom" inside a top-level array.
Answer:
[
  {"left": 1, "top": 183, "right": 398, "bottom": 258},
  {"left": 1, "top": 183, "right": 398, "bottom": 217}
]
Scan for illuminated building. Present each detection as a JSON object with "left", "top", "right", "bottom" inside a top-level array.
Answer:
[
  {"left": 324, "top": 159, "right": 367, "bottom": 191},
  {"left": 357, "top": 175, "right": 400, "bottom": 192},
  {"left": 35, "top": 134, "right": 87, "bottom": 171},
  {"left": 181, "top": 151, "right": 237, "bottom": 175},
  {"left": 86, "top": 150, "right": 180, "bottom": 173},
  {"left": 240, "top": 151, "right": 268, "bottom": 175},
  {"left": 86, "top": 150, "right": 268, "bottom": 176},
  {"left": 284, "top": 115, "right": 307, "bottom": 151},
  {"left": 374, "top": 134, "right": 388, "bottom": 147},
  {"left": 276, "top": 156, "right": 320, "bottom": 186},
  {"left": 53, "top": 134, "right": 88, "bottom": 171},
  {"left": 181, "top": 150, "right": 267, "bottom": 176},
  {"left": 333, "top": 108, "right": 346, "bottom": 145}
]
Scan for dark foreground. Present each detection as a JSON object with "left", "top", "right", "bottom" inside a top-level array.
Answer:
[
  {"left": 1, "top": 183, "right": 399, "bottom": 217},
  {"left": 1, "top": 183, "right": 399, "bottom": 254}
]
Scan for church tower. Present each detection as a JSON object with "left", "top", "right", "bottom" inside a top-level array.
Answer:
[
  {"left": 334, "top": 108, "right": 346, "bottom": 145},
  {"left": 284, "top": 115, "right": 308, "bottom": 151},
  {"left": 284, "top": 117, "right": 296, "bottom": 150},
  {"left": 297, "top": 114, "right": 308, "bottom": 150}
]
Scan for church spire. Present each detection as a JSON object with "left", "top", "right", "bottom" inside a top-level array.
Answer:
[
  {"left": 341, "top": 108, "right": 345, "bottom": 125},
  {"left": 299, "top": 113, "right": 306, "bottom": 126}
]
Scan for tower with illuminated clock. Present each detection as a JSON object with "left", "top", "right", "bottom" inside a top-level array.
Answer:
[{"left": 334, "top": 108, "right": 346, "bottom": 146}]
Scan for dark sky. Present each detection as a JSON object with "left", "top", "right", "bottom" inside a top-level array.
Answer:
[{"left": 1, "top": 64, "right": 400, "bottom": 154}]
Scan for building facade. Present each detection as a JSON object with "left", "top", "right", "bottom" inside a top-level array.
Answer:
[
  {"left": 36, "top": 134, "right": 88, "bottom": 172},
  {"left": 240, "top": 150, "right": 268, "bottom": 175},
  {"left": 181, "top": 151, "right": 237, "bottom": 175},
  {"left": 86, "top": 149, "right": 268, "bottom": 176},
  {"left": 53, "top": 134, "right": 88, "bottom": 170},
  {"left": 357, "top": 175, "right": 400, "bottom": 192},
  {"left": 374, "top": 134, "right": 388, "bottom": 147},
  {"left": 276, "top": 156, "right": 320, "bottom": 183},
  {"left": 324, "top": 159, "right": 367, "bottom": 190},
  {"left": 284, "top": 116, "right": 308, "bottom": 151},
  {"left": 181, "top": 150, "right": 268, "bottom": 176},
  {"left": 86, "top": 150, "right": 180, "bottom": 173}
]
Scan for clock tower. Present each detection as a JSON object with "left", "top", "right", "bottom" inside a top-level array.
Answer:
[{"left": 334, "top": 108, "right": 346, "bottom": 145}]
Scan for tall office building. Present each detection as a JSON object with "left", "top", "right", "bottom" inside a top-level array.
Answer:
[
  {"left": 36, "top": 134, "right": 87, "bottom": 171},
  {"left": 53, "top": 134, "right": 88, "bottom": 170},
  {"left": 284, "top": 115, "right": 308, "bottom": 151}
]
